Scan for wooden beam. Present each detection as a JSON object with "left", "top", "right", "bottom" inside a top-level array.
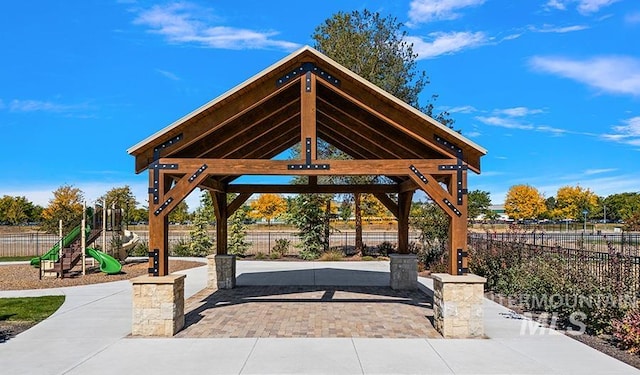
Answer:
[
  {"left": 158, "top": 158, "right": 455, "bottom": 176},
  {"left": 227, "top": 184, "right": 400, "bottom": 194},
  {"left": 227, "top": 193, "right": 252, "bottom": 216},
  {"left": 199, "top": 177, "right": 226, "bottom": 193},
  {"left": 399, "top": 179, "right": 418, "bottom": 193},
  {"left": 133, "top": 78, "right": 300, "bottom": 172},
  {"left": 150, "top": 164, "right": 211, "bottom": 217},
  {"left": 372, "top": 193, "right": 399, "bottom": 218},
  {"left": 300, "top": 72, "right": 317, "bottom": 161}
]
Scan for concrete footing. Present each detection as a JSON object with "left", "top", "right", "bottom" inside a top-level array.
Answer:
[
  {"left": 207, "top": 254, "right": 236, "bottom": 289},
  {"left": 432, "top": 273, "right": 486, "bottom": 338},
  {"left": 131, "top": 274, "right": 186, "bottom": 337},
  {"left": 389, "top": 254, "right": 417, "bottom": 290}
]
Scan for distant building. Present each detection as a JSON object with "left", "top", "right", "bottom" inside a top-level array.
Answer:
[{"left": 474, "top": 204, "right": 511, "bottom": 222}]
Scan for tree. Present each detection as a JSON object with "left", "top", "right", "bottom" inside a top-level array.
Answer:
[
  {"left": 552, "top": 186, "right": 598, "bottom": 221},
  {"left": 467, "top": 190, "right": 491, "bottom": 221},
  {"left": 227, "top": 193, "right": 251, "bottom": 256},
  {"left": 249, "top": 194, "right": 286, "bottom": 226},
  {"left": 196, "top": 190, "right": 215, "bottom": 224},
  {"left": 129, "top": 206, "right": 149, "bottom": 224},
  {"left": 168, "top": 201, "right": 190, "bottom": 224},
  {"left": 312, "top": 9, "right": 452, "bottom": 126},
  {"left": 410, "top": 201, "right": 449, "bottom": 267},
  {"left": 286, "top": 194, "right": 326, "bottom": 259},
  {"left": 504, "top": 185, "right": 547, "bottom": 220},
  {"left": 0, "top": 195, "right": 39, "bottom": 225},
  {"left": 100, "top": 186, "right": 138, "bottom": 224},
  {"left": 604, "top": 193, "right": 640, "bottom": 222},
  {"left": 41, "top": 185, "right": 85, "bottom": 233},
  {"left": 188, "top": 211, "right": 213, "bottom": 257}
]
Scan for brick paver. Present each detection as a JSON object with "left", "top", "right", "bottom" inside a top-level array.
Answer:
[{"left": 175, "top": 286, "right": 440, "bottom": 338}]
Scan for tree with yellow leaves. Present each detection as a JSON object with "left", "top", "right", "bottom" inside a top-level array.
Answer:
[
  {"left": 552, "top": 185, "right": 598, "bottom": 220},
  {"left": 504, "top": 185, "right": 547, "bottom": 220},
  {"left": 41, "top": 184, "right": 85, "bottom": 233},
  {"left": 249, "top": 194, "right": 286, "bottom": 226}
]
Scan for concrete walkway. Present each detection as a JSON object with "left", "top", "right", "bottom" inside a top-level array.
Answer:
[{"left": 0, "top": 259, "right": 638, "bottom": 374}]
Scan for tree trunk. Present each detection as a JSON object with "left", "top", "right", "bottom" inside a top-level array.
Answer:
[
  {"left": 355, "top": 192, "right": 363, "bottom": 255},
  {"left": 324, "top": 198, "right": 331, "bottom": 252}
]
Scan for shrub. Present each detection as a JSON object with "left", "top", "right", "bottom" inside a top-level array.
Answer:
[
  {"left": 271, "top": 238, "right": 290, "bottom": 259},
  {"left": 170, "top": 239, "right": 191, "bottom": 257},
  {"left": 255, "top": 252, "right": 267, "bottom": 260},
  {"left": 613, "top": 307, "right": 640, "bottom": 354},
  {"left": 377, "top": 241, "right": 395, "bottom": 256},
  {"left": 319, "top": 250, "right": 344, "bottom": 261},
  {"left": 361, "top": 256, "right": 374, "bottom": 261},
  {"left": 129, "top": 240, "right": 149, "bottom": 257}
]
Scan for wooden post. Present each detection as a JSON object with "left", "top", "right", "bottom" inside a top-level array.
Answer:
[
  {"left": 397, "top": 190, "right": 414, "bottom": 254},
  {"left": 300, "top": 71, "right": 317, "bottom": 161},
  {"left": 213, "top": 192, "right": 228, "bottom": 255}
]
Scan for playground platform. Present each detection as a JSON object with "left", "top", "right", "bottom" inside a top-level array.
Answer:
[{"left": 0, "top": 259, "right": 638, "bottom": 374}]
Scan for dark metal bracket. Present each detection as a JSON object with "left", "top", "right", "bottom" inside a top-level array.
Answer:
[
  {"left": 148, "top": 163, "right": 179, "bottom": 204},
  {"left": 287, "top": 137, "right": 330, "bottom": 170},
  {"left": 434, "top": 135, "right": 462, "bottom": 158},
  {"left": 153, "top": 197, "right": 174, "bottom": 216},
  {"left": 457, "top": 249, "right": 469, "bottom": 275},
  {"left": 409, "top": 165, "right": 428, "bottom": 184},
  {"left": 443, "top": 198, "right": 462, "bottom": 217},
  {"left": 148, "top": 249, "right": 159, "bottom": 276},
  {"left": 188, "top": 164, "right": 208, "bottom": 183},
  {"left": 276, "top": 62, "right": 340, "bottom": 87}
]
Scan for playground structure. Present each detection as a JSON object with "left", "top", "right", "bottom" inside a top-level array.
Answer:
[{"left": 30, "top": 205, "right": 139, "bottom": 278}]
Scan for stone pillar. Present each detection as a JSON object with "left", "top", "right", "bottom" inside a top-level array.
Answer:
[
  {"left": 207, "top": 254, "right": 236, "bottom": 289},
  {"left": 389, "top": 254, "right": 417, "bottom": 290},
  {"left": 131, "top": 274, "right": 186, "bottom": 337},
  {"left": 432, "top": 273, "right": 486, "bottom": 338}
]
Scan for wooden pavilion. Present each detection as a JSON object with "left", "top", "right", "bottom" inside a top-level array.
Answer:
[{"left": 128, "top": 45, "right": 486, "bottom": 279}]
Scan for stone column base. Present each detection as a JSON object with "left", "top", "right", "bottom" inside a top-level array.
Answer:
[
  {"left": 207, "top": 254, "right": 236, "bottom": 289},
  {"left": 131, "top": 274, "right": 186, "bottom": 337},
  {"left": 390, "top": 254, "right": 417, "bottom": 290},
  {"left": 432, "top": 273, "right": 486, "bottom": 338}
]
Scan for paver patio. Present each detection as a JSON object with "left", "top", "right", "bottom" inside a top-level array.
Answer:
[{"left": 176, "top": 285, "right": 440, "bottom": 338}]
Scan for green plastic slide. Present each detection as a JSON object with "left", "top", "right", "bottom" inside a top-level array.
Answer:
[
  {"left": 30, "top": 225, "right": 83, "bottom": 266},
  {"left": 86, "top": 248, "right": 122, "bottom": 275}
]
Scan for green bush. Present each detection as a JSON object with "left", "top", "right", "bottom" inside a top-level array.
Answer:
[
  {"left": 170, "top": 239, "right": 191, "bottom": 257},
  {"left": 271, "top": 238, "right": 290, "bottom": 259},
  {"left": 377, "top": 241, "right": 395, "bottom": 256},
  {"left": 255, "top": 252, "right": 267, "bottom": 260},
  {"left": 129, "top": 240, "right": 149, "bottom": 257}
]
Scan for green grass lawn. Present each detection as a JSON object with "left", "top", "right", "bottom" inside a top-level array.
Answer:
[{"left": 0, "top": 296, "right": 65, "bottom": 322}]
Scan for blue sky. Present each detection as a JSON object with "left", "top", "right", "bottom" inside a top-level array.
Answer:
[{"left": 0, "top": 0, "right": 638, "bottom": 210}]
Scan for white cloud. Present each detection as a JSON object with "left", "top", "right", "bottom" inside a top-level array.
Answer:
[
  {"left": 529, "top": 24, "right": 589, "bottom": 33},
  {"left": 626, "top": 12, "right": 640, "bottom": 24},
  {"left": 408, "top": 0, "right": 485, "bottom": 24},
  {"left": 529, "top": 55, "right": 640, "bottom": 96},
  {"left": 465, "top": 130, "right": 481, "bottom": 137},
  {"left": 8, "top": 99, "right": 87, "bottom": 113},
  {"left": 602, "top": 116, "right": 640, "bottom": 147},
  {"left": 156, "top": 69, "right": 180, "bottom": 81},
  {"left": 133, "top": 2, "right": 299, "bottom": 51},
  {"left": 475, "top": 116, "right": 534, "bottom": 130},
  {"left": 447, "top": 105, "right": 477, "bottom": 113},
  {"left": 584, "top": 168, "right": 617, "bottom": 175},
  {"left": 407, "top": 31, "right": 487, "bottom": 59},
  {"left": 545, "top": 0, "right": 619, "bottom": 15},
  {"left": 577, "top": 0, "right": 619, "bottom": 15},
  {"left": 497, "top": 107, "right": 544, "bottom": 117}
]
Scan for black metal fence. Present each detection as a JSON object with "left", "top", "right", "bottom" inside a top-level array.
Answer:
[
  {"left": 0, "top": 230, "right": 422, "bottom": 258},
  {"left": 468, "top": 232, "right": 640, "bottom": 294},
  {"left": 470, "top": 231, "right": 640, "bottom": 255}
]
